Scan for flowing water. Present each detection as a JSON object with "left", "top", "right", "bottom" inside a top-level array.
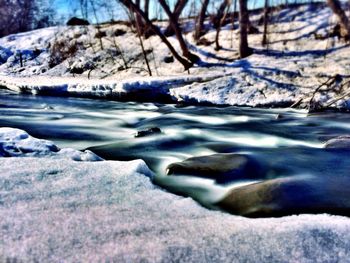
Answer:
[{"left": 2, "top": 88, "right": 350, "bottom": 210}]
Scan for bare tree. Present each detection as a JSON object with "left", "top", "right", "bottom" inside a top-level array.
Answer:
[
  {"left": 158, "top": 0, "right": 199, "bottom": 63},
  {"left": 89, "top": 0, "right": 104, "bottom": 50},
  {"left": 238, "top": 0, "right": 252, "bottom": 58},
  {"left": 194, "top": 0, "right": 210, "bottom": 41},
  {"left": 134, "top": 12, "right": 152, "bottom": 76},
  {"left": 262, "top": 0, "right": 269, "bottom": 46},
  {"left": 230, "top": 0, "right": 237, "bottom": 48},
  {"left": 214, "top": 0, "right": 231, "bottom": 50},
  {"left": 164, "top": 0, "right": 189, "bottom": 36},
  {"left": 327, "top": 0, "right": 350, "bottom": 39},
  {"left": 134, "top": 0, "right": 144, "bottom": 30},
  {"left": 0, "top": 0, "right": 55, "bottom": 37},
  {"left": 79, "top": 0, "right": 89, "bottom": 19},
  {"left": 144, "top": 0, "right": 150, "bottom": 18},
  {"left": 118, "top": 0, "right": 193, "bottom": 70}
]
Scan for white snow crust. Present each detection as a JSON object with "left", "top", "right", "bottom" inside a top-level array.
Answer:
[
  {"left": 0, "top": 127, "right": 102, "bottom": 161},
  {"left": 1, "top": 128, "right": 350, "bottom": 262},
  {"left": 1, "top": 157, "right": 350, "bottom": 262}
]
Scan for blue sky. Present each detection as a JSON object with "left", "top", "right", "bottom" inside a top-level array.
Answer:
[{"left": 53, "top": 0, "right": 308, "bottom": 23}]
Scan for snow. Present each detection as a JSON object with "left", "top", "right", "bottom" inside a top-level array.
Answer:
[
  {"left": 0, "top": 74, "right": 224, "bottom": 100},
  {"left": 1, "top": 129, "right": 350, "bottom": 261},
  {"left": 0, "top": 3, "right": 349, "bottom": 109},
  {"left": 1, "top": 3, "right": 350, "bottom": 260},
  {"left": 0, "top": 127, "right": 103, "bottom": 161}
]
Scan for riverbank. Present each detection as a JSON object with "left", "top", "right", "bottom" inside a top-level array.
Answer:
[
  {"left": 1, "top": 127, "right": 350, "bottom": 262},
  {"left": 0, "top": 3, "right": 350, "bottom": 109}
]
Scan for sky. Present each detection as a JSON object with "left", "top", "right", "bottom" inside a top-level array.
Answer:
[{"left": 53, "top": 0, "right": 311, "bottom": 23}]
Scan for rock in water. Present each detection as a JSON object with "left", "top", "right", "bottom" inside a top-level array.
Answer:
[
  {"left": 166, "top": 153, "right": 267, "bottom": 184},
  {"left": 135, "top": 127, "right": 162, "bottom": 138},
  {"left": 216, "top": 175, "right": 350, "bottom": 217},
  {"left": 324, "top": 135, "right": 350, "bottom": 149}
]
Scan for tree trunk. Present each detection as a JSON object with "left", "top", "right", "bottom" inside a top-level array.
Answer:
[
  {"left": 142, "top": 0, "right": 154, "bottom": 38},
  {"left": 135, "top": 0, "right": 144, "bottom": 33},
  {"left": 194, "top": 0, "right": 210, "bottom": 41},
  {"left": 90, "top": 0, "right": 104, "bottom": 50},
  {"left": 164, "top": 0, "right": 189, "bottom": 36},
  {"left": 144, "top": 0, "right": 150, "bottom": 18},
  {"left": 230, "top": 0, "right": 237, "bottom": 48},
  {"left": 327, "top": 0, "right": 350, "bottom": 39},
  {"left": 262, "top": 0, "right": 269, "bottom": 45},
  {"left": 118, "top": 0, "right": 192, "bottom": 70},
  {"left": 136, "top": 17, "right": 152, "bottom": 76},
  {"left": 158, "top": 0, "right": 199, "bottom": 63},
  {"left": 239, "top": 0, "right": 252, "bottom": 58},
  {"left": 214, "top": 0, "right": 231, "bottom": 50}
]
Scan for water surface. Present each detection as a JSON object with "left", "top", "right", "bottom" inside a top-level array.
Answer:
[{"left": 1, "top": 88, "right": 350, "bottom": 207}]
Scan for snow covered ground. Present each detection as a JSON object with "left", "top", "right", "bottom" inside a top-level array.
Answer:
[
  {"left": 2, "top": 4, "right": 350, "bottom": 261},
  {"left": 0, "top": 3, "right": 349, "bottom": 108},
  {"left": 1, "top": 127, "right": 350, "bottom": 262}
]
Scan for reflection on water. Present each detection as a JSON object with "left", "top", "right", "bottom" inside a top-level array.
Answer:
[{"left": 2, "top": 88, "right": 350, "bottom": 209}]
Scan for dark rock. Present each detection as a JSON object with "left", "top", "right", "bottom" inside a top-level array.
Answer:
[
  {"left": 166, "top": 153, "right": 267, "bottom": 184},
  {"left": 135, "top": 127, "right": 162, "bottom": 138},
  {"left": 196, "top": 37, "right": 213, "bottom": 46},
  {"left": 69, "top": 59, "right": 94, "bottom": 75},
  {"left": 114, "top": 29, "right": 126, "bottom": 37},
  {"left": 217, "top": 175, "right": 350, "bottom": 217},
  {"left": 324, "top": 135, "right": 350, "bottom": 149},
  {"left": 248, "top": 25, "right": 260, "bottom": 34},
  {"left": 69, "top": 67, "right": 85, "bottom": 74},
  {"left": 188, "top": 52, "right": 201, "bottom": 63},
  {"left": 163, "top": 55, "right": 174, "bottom": 63},
  {"left": 67, "top": 17, "right": 90, "bottom": 26},
  {"left": 95, "top": 31, "right": 106, "bottom": 38}
]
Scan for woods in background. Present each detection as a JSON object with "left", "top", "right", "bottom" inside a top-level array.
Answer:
[
  {"left": 2, "top": 0, "right": 350, "bottom": 70},
  {"left": 0, "top": 0, "right": 56, "bottom": 37},
  {"left": 116, "top": 0, "right": 350, "bottom": 68}
]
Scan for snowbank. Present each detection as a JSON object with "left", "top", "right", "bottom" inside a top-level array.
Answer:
[
  {"left": 1, "top": 127, "right": 350, "bottom": 261},
  {"left": 0, "top": 127, "right": 102, "bottom": 161},
  {"left": 0, "top": 74, "right": 224, "bottom": 101}
]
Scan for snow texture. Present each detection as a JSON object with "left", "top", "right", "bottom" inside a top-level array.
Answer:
[
  {"left": 1, "top": 128, "right": 350, "bottom": 262},
  {"left": 0, "top": 127, "right": 103, "bottom": 161},
  {"left": 1, "top": 157, "right": 350, "bottom": 262}
]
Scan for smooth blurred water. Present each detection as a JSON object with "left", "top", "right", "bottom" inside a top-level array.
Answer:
[{"left": 2, "top": 87, "right": 350, "bottom": 206}]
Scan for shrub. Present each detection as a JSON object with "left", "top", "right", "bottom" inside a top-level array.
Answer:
[{"left": 48, "top": 38, "right": 80, "bottom": 68}]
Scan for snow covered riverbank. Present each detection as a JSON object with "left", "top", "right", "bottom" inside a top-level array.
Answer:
[
  {"left": 1, "top": 3, "right": 350, "bottom": 109},
  {"left": 1, "top": 127, "right": 350, "bottom": 262}
]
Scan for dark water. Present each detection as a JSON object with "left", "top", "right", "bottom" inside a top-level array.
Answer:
[{"left": 1, "top": 88, "right": 350, "bottom": 209}]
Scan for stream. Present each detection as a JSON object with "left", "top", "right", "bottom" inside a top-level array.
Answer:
[{"left": 2, "top": 88, "right": 350, "bottom": 212}]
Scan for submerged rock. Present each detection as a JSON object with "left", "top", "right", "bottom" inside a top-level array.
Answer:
[
  {"left": 216, "top": 175, "right": 350, "bottom": 217},
  {"left": 166, "top": 153, "right": 267, "bottom": 184},
  {"left": 135, "top": 127, "right": 162, "bottom": 138},
  {"left": 324, "top": 135, "right": 350, "bottom": 149}
]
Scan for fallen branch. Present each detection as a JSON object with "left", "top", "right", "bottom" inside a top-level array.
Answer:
[{"left": 307, "top": 74, "right": 342, "bottom": 112}]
